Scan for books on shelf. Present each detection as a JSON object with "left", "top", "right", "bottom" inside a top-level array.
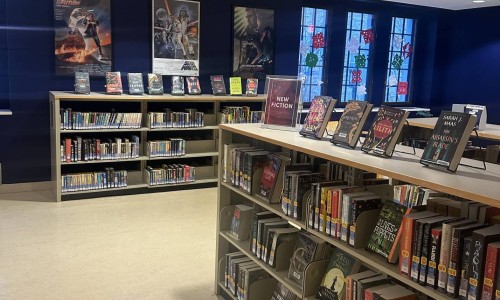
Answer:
[
  {"left": 147, "top": 73, "right": 164, "bottom": 95},
  {"left": 105, "top": 72, "right": 123, "bottom": 94},
  {"left": 331, "top": 101, "right": 373, "bottom": 148},
  {"left": 74, "top": 72, "right": 90, "bottom": 94},
  {"left": 210, "top": 75, "right": 227, "bottom": 95},
  {"left": 246, "top": 78, "right": 258, "bottom": 96},
  {"left": 60, "top": 109, "right": 142, "bottom": 130},
  {"left": 230, "top": 205, "right": 255, "bottom": 241},
  {"left": 220, "top": 106, "right": 263, "bottom": 124},
  {"left": 148, "top": 109, "right": 204, "bottom": 129},
  {"left": 361, "top": 106, "right": 409, "bottom": 157},
  {"left": 62, "top": 168, "right": 127, "bottom": 192},
  {"left": 146, "top": 139, "right": 186, "bottom": 158},
  {"left": 299, "top": 96, "right": 337, "bottom": 140},
  {"left": 420, "top": 111, "right": 477, "bottom": 172},
  {"left": 145, "top": 164, "right": 196, "bottom": 186},
  {"left": 271, "top": 282, "right": 301, "bottom": 300},
  {"left": 186, "top": 76, "right": 201, "bottom": 94},
  {"left": 61, "top": 136, "right": 140, "bottom": 163},
  {"left": 171, "top": 76, "right": 185, "bottom": 95},
  {"left": 127, "top": 73, "right": 144, "bottom": 95}
]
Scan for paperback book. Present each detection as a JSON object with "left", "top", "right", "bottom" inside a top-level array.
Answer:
[
  {"left": 230, "top": 77, "right": 243, "bottom": 95},
  {"left": 299, "top": 96, "right": 337, "bottom": 140},
  {"left": 147, "top": 73, "right": 164, "bottom": 95},
  {"left": 361, "top": 106, "right": 409, "bottom": 157},
  {"left": 331, "top": 101, "right": 373, "bottom": 148},
  {"left": 246, "top": 78, "right": 259, "bottom": 96},
  {"left": 186, "top": 76, "right": 201, "bottom": 94},
  {"left": 105, "top": 71, "right": 123, "bottom": 94},
  {"left": 74, "top": 72, "right": 90, "bottom": 94},
  {"left": 127, "top": 73, "right": 144, "bottom": 95},
  {"left": 420, "top": 111, "right": 477, "bottom": 172},
  {"left": 210, "top": 75, "right": 227, "bottom": 95},
  {"left": 171, "top": 76, "right": 185, "bottom": 95},
  {"left": 317, "top": 248, "right": 361, "bottom": 300}
]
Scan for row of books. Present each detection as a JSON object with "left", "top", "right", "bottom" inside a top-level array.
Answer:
[
  {"left": 399, "top": 203, "right": 500, "bottom": 300},
  {"left": 300, "top": 96, "right": 477, "bottom": 172},
  {"left": 344, "top": 270, "right": 417, "bottom": 300},
  {"left": 60, "top": 109, "right": 143, "bottom": 130},
  {"left": 61, "top": 136, "right": 140, "bottom": 163},
  {"left": 75, "top": 71, "right": 259, "bottom": 96},
  {"left": 148, "top": 109, "right": 205, "bottom": 129},
  {"left": 220, "top": 106, "right": 262, "bottom": 125},
  {"left": 145, "top": 164, "right": 195, "bottom": 186},
  {"left": 61, "top": 169, "right": 128, "bottom": 192},
  {"left": 146, "top": 139, "right": 186, "bottom": 158},
  {"left": 223, "top": 251, "right": 272, "bottom": 300}
]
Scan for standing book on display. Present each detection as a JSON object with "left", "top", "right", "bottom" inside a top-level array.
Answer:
[
  {"left": 127, "top": 73, "right": 144, "bottom": 95},
  {"left": 186, "top": 76, "right": 202, "bottom": 94},
  {"left": 171, "top": 76, "right": 185, "bottom": 95},
  {"left": 299, "top": 96, "right": 337, "bottom": 140},
  {"left": 420, "top": 111, "right": 476, "bottom": 173},
  {"left": 361, "top": 106, "right": 409, "bottom": 157},
  {"left": 257, "top": 153, "right": 289, "bottom": 204},
  {"left": 74, "top": 72, "right": 90, "bottom": 94},
  {"left": 246, "top": 78, "right": 259, "bottom": 96},
  {"left": 147, "top": 73, "right": 164, "bottom": 95},
  {"left": 331, "top": 100, "right": 373, "bottom": 148},
  {"left": 105, "top": 72, "right": 123, "bottom": 94},
  {"left": 210, "top": 75, "right": 227, "bottom": 95},
  {"left": 262, "top": 76, "right": 302, "bottom": 131},
  {"left": 230, "top": 77, "right": 243, "bottom": 95},
  {"left": 464, "top": 104, "right": 486, "bottom": 130}
]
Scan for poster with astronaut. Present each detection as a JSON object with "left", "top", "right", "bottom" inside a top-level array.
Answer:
[
  {"left": 153, "top": 0, "right": 200, "bottom": 76},
  {"left": 232, "top": 7, "right": 274, "bottom": 80},
  {"left": 54, "top": 0, "right": 112, "bottom": 76}
]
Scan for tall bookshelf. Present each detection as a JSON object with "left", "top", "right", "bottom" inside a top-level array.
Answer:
[
  {"left": 49, "top": 92, "right": 265, "bottom": 202},
  {"left": 215, "top": 123, "right": 500, "bottom": 300}
]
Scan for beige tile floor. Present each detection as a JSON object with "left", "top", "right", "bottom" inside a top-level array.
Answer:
[{"left": 0, "top": 188, "right": 220, "bottom": 300}]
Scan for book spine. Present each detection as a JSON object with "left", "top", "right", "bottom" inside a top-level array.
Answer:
[
  {"left": 308, "top": 183, "right": 317, "bottom": 229},
  {"left": 331, "top": 190, "right": 339, "bottom": 238},
  {"left": 427, "top": 228, "right": 442, "bottom": 288},
  {"left": 446, "top": 233, "right": 461, "bottom": 296},
  {"left": 481, "top": 245, "right": 499, "bottom": 300},
  {"left": 282, "top": 174, "right": 290, "bottom": 215},
  {"left": 438, "top": 223, "right": 453, "bottom": 291},
  {"left": 346, "top": 275, "right": 352, "bottom": 300},
  {"left": 326, "top": 189, "right": 332, "bottom": 236},
  {"left": 388, "top": 208, "right": 410, "bottom": 263},
  {"left": 400, "top": 216, "right": 414, "bottom": 277},
  {"left": 459, "top": 236, "right": 473, "bottom": 299},
  {"left": 410, "top": 221, "right": 425, "bottom": 282},
  {"left": 495, "top": 258, "right": 500, "bottom": 300},
  {"left": 468, "top": 233, "right": 485, "bottom": 300},
  {"left": 251, "top": 216, "right": 258, "bottom": 255},
  {"left": 419, "top": 223, "right": 432, "bottom": 284}
]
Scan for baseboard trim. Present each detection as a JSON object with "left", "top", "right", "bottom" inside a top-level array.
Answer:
[{"left": 0, "top": 181, "right": 51, "bottom": 194}]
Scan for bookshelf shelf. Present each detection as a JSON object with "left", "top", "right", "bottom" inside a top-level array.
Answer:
[
  {"left": 215, "top": 123, "right": 500, "bottom": 300},
  {"left": 217, "top": 282, "right": 238, "bottom": 300},
  {"left": 50, "top": 92, "right": 265, "bottom": 202}
]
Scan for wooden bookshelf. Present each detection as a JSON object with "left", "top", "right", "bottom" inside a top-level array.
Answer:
[
  {"left": 50, "top": 92, "right": 265, "bottom": 202},
  {"left": 215, "top": 123, "right": 500, "bottom": 300}
]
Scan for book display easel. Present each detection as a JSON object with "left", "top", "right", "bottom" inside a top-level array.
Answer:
[
  {"left": 215, "top": 123, "right": 500, "bottom": 300},
  {"left": 49, "top": 91, "right": 265, "bottom": 202}
]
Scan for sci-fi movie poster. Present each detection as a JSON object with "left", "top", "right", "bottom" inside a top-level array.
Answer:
[
  {"left": 153, "top": 0, "right": 200, "bottom": 76},
  {"left": 233, "top": 7, "right": 274, "bottom": 80},
  {"left": 54, "top": 0, "right": 112, "bottom": 76}
]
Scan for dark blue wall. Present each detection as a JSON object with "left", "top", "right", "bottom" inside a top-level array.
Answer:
[
  {"left": 0, "top": 0, "right": 9, "bottom": 110},
  {"left": 0, "top": 0, "right": 443, "bottom": 183},
  {"left": 433, "top": 7, "right": 500, "bottom": 124}
]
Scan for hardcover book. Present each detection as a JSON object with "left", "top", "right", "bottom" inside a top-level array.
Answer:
[
  {"left": 467, "top": 224, "right": 500, "bottom": 300},
  {"left": 287, "top": 232, "right": 328, "bottom": 288},
  {"left": 230, "top": 77, "right": 243, "bottom": 95},
  {"left": 105, "top": 71, "right": 123, "bottom": 94},
  {"left": 357, "top": 274, "right": 391, "bottom": 300},
  {"left": 372, "top": 285, "right": 416, "bottom": 300},
  {"left": 147, "top": 73, "right": 164, "bottom": 95},
  {"left": 263, "top": 77, "right": 302, "bottom": 129},
  {"left": 299, "top": 96, "right": 337, "bottom": 139},
  {"left": 246, "top": 78, "right": 259, "bottom": 96},
  {"left": 127, "top": 73, "right": 144, "bottom": 95},
  {"left": 480, "top": 241, "right": 500, "bottom": 300},
  {"left": 257, "top": 154, "right": 286, "bottom": 203},
  {"left": 426, "top": 227, "right": 443, "bottom": 288},
  {"left": 367, "top": 201, "right": 410, "bottom": 263},
  {"left": 251, "top": 211, "right": 277, "bottom": 255},
  {"left": 267, "top": 227, "right": 299, "bottom": 268},
  {"left": 346, "top": 270, "right": 378, "bottom": 300},
  {"left": 464, "top": 104, "right": 486, "bottom": 130},
  {"left": 186, "top": 76, "right": 201, "bottom": 94},
  {"left": 361, "top": 106, "right": 409, "bottom": 157},
  {"left": 74, "top": 72, "right": 90, "bottom": 94},
  {"left": 317, "top": 248, "right": 361, "bottom": 300},
  {"left": 331, "top": 101, "right": 373, "bottom": 148},
  {"left": 271, "top": 282, "right": 301, "bottom": 300},
  {"left": 210, "top": 75, "right": 227, "bottom": 95},
  {"left": 420, "top": 111, "right": 477, "bottom": 172},
  {"left": 229, "top": 205, "right": 255, "bottom": 241},
  {"left": 171, "top": 76, "right": 185, "bottom": 95},
  {"left": 459, "top": 236, "right": 473, "bottom": 299}
]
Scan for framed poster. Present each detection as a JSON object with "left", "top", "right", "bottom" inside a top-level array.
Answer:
[
  {"left": 262, "top": 76, "right": 303, "bottom": 131},
  {"left": 232, "top": 7, "right": 274, "bottom": 81},
  {"left": 54, "top": 0, "right": 112, "bottom": 76},
  {"left": 152, "top": 0, "right": 200, "bottom": 76}
]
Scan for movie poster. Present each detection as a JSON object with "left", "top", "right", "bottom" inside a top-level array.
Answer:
[
  {"left": 233, "top": 7, "right": 274, "bottom": 80},
  {"left": 152, "top": 0, "right": 200, "bottom": 76},
  {"left": 54, "top": 0, "right": 112, "bottom": 76}
]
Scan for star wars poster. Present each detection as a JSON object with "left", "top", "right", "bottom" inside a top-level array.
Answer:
[
  {"left": 153, "top": 0, "right": 200, "bottom": 76},
  {"left": 54, "top": 0, "right": 112, "bottom": 76},
  {"left": 233, "top": 7, "right": 274, "bottom": 80}
]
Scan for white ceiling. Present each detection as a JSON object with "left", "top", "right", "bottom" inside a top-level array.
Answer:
[{"left": 383, "top": 0, "right": 500, "bottom": 10}]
